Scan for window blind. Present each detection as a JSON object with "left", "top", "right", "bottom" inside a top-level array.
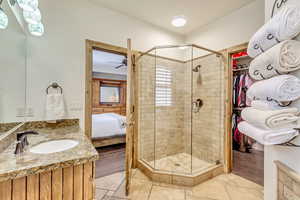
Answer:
[{"left": 155, "top": 67, "right": 172, "bottom": 106}]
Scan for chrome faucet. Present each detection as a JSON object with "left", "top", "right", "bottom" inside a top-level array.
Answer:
[{"left": 14, "top": 131, "right": 39, "bottom": 154}]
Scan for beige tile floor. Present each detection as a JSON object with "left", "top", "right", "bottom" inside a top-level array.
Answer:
[
  {"left": 147, "top": 153, "right": 214, "bottom": 174},
  {"left": 94, "top": 169, "right": 264, "bottom": 200}
]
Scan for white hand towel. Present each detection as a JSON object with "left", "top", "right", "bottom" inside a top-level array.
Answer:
[
  {"left": 238, "top": 121, "right": 298, "bottom": 145},
  {"left": 247, "top": 75, "right": 300, "bottom": 102},
  {"left": 251, "top": 100, "right": 289, "bottom": 110},
  {"left": 241, "top": 107, "right": 299, "bottom": 129},
  {"left": 249, "top": 40, "right": 300, "bottom": 80},
  {"left": 248, "top": 5, "right": 300, "bottom": 58},
  {"left": 45, "top": 93, "right": 66, "bottom": 121}
]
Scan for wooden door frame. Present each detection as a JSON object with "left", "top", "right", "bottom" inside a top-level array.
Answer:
[
  {"left": 224, "top": 42, "right": 249, "bottom": 173},
  {"left": 85, "top": 39, "right": 139, "bottom": 167}
]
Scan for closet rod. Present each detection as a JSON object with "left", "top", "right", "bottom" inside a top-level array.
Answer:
[{"left": 233, "top": 67, "right": 249, "bottom": 72}]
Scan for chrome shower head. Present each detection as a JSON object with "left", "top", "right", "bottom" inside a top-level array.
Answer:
[{"left": 192, "top": 65, "right": 202, "bottom": 72}]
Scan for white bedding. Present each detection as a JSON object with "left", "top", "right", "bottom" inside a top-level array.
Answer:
[{"left": 92, "top": 113, "right": 126, "bottom": 138}]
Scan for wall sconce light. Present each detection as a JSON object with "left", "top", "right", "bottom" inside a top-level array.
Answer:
[
  {"left": 28, "top": 22, "right": 43, "bottom": 36},
  {"left": 0, "top": 0, "right": 8, "bottom": 29},
  {"left": 16, "top": 0, "right": 38, "bottom": 12},
  {"left": 9, "top": 0, "right": 44, "bottom": 36},
  {"left": 23, "top": 8, "right": 41, "bottom": 24}
]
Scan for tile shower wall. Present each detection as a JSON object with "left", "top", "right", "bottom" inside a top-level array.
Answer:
[
  {"left": 138, "top": 54, "right": 156, "bottom": 163},
  {"left": 188, "top": 54, "right": 224, "bottom": 167},
  {"left": 138, "top": 55, "right": 188, "bottom": 163}
]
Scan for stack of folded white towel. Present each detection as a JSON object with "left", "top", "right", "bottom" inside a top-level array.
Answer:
[
  {"left": 238, "top": 101, "right": 300, "bottom": 145},
  {"left": 238, "top": 5, "right": 300, "bottom": 146}
]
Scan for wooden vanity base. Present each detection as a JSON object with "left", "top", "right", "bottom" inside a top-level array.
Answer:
[{"left": 0, "top": 162, "right": 95, "bottom": 200}]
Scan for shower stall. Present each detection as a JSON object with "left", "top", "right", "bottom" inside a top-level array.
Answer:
[{"left": 136, "top": 44, "right": 224, "bottom": 185}]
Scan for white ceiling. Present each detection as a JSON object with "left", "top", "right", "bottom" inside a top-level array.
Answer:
[
  {"left": 92, "top": 0, "right": 255, "bottom": 35},
  {"left": 93, "top": 50, "right": 127, "bottom": 75}
]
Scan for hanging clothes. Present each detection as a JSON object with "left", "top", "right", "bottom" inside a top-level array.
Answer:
[
  {"left": 232, "top": 112, "right": 243, "bottom": 150},
  {"left": 232, "top": 51, "right": 255, "bottom": 152}
]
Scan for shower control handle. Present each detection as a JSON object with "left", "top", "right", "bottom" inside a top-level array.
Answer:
[{"left": 192, "top": 99, "right": 203, "bottom": 113}]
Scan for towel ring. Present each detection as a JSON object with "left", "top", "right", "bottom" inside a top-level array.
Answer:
[{"left": 46, "top": 82, "right": 63, "bottom": 94}]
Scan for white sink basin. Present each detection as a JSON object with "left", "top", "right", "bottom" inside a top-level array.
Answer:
[{"left": 29, "top": 139, "right": 79, "bottom": 154}]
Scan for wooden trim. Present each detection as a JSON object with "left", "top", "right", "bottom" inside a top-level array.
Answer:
[
  {"left": 63, "top": 167, "right": 74, "bottom": 199},
  {"left": 74, "top": 165, "right": 83, "bottom": 200},
  {"left": 92, "top": 78, "right": 127, "bottom": 111},
  {"left": 12, "top": 177, "right": 26, "bottom": 200},
  {"left": 224, "top": 43, "right": 248, "bottom": 174},
  {"left": 85, "top": 40, "right": 135, "bottom": 138},
  {"left": 92, "top": 136, "right": 126, "bottom": 148},
  {"left": 40, "top": 171, "right": 52, "bottom": 200},
  {"left": 92, "top": 78, "right": 126, "bottom": 82},
  {"left": 0, "top": 162, "right": 94, "bottom": 200},
  {"left": 27, "top": 174, "right": 40, "bottom": 200},
  {"left": 52, "top": 168, "right": 63, "bottom": 200},
  {"left": 0, "top": 180, "right": 12, "bottom": 200},
  {"left": 83, "top": 163, "right": 93, "bottom": 200},
  {"left": 85, "top": 39, "right": 139, "bottom": 167}
]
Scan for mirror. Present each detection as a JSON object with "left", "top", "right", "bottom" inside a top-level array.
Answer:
[{"left": 0, "top": 0, "right": 27, "bottom": 133}]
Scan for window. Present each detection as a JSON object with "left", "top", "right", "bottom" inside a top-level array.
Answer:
[
  {"left": 100, "top": 85, "right": 120, "bottom": 104},
  {"left": 155, "top": 67, "right": 172, "bottom": 106}
]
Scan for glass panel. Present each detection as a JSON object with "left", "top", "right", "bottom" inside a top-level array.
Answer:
[
  {"left": 100, "top": 85, "right": 120, "bottom": 104},
  {"left": 138, "top": 45, "right": 224, "bottom": 176},
  {"left": 0, "top": 1, "right": 27, "bottom": 132},
  {"left": 191, "top": 47, "right": 223, "bottom": 174},
  {"left": 138, "top": 52, "right": 156, "bottom": 169},
  {"left": 154, "top": 47, "right": 192, "bottom": 175}
]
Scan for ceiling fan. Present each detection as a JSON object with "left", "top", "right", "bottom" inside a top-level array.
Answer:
[{"left": 114, "top": 58, "right": 127, "bottom": 69}]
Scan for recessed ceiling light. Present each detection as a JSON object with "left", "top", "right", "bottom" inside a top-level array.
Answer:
[{"left": 172, "top": 16, "right": 186, "bottom": 27}]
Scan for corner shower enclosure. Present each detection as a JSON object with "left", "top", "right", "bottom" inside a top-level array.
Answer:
[{"left": 137, "top": 44, "right": 224, "bottom": 180}]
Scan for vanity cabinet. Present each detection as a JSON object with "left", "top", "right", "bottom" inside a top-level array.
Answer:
[{"left": 0, "top": 162, "right": 95, "bottom": 200}]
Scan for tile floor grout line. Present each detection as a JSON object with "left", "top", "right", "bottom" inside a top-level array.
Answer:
[
  {"left": 147, "top": 183, "right": 154, "bottom": 200},
  {"left": 111, "top": 177, "right": 127, "bottom": 199},
  {"left": 99, "top": 190, "right": 109, "bottom": 200},
  {"left": 224, "top": 184, "right": 233, "bottom": 200},
  {"left": 96, "top": 187, "right": 118, "bottom": 191}
]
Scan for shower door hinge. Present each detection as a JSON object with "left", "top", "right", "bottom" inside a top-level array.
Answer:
[
  {"left": 132, "top": 55, "right": 136, "bottom": 72},
  {"left": 131, "top": 105, "right": 135, "bottom": 113}
]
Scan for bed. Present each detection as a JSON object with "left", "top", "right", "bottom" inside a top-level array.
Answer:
[{"left": 92, "top": 113, "right": 126, "bottom": 148}]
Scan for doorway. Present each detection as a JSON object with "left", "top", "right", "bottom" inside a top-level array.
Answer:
[
  {"left": 85, "top": 40, "right": 135, "bottom": 198},
  {"left": 226, "top": 44, "right": 264, "bottom": 186}
]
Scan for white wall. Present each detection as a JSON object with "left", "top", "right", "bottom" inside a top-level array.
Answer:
[
  {"left": 186, "top": 0, "right": 264, "bottom": 51},
  {"left": 25, "top": 0, "right": 183, "bottom": 127},
  {"left": 264, "top": 1, "right": 300, "bottom": 200}
]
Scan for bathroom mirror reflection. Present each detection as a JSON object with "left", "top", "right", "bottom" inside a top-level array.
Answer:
[{"left": 0, "top": 0, "right": 27, "bottom": 133}]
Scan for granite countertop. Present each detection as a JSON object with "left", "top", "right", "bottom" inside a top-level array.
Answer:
[{"left": 0, "top": 126, "right": 99, "bottom": 182}]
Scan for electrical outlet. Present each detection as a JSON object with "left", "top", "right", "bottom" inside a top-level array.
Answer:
[
  {"left": 16, "top": 107, "right": 25, "bottom": 117},
  {"left": 26, "top": 107, "right": 34, "bottom": 117}
]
